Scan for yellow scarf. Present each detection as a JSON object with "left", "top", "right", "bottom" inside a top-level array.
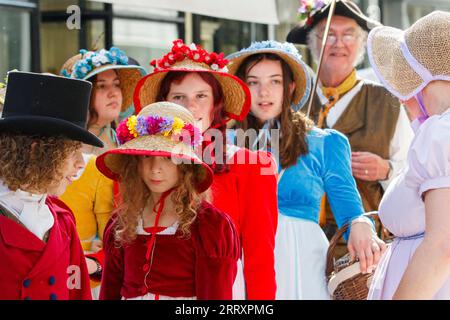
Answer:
[
  {"left": 317, "top": 70, "right": 358, "bottom": 228},
  {"left": 317, "top": 69, "right": 358, "bottom": 128}
]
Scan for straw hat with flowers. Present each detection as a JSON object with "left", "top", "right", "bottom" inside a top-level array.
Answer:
[
  {"left": 367, "top": 10, "right": 450, "bottom": 100},
  {"left": 226, "top": 40, "right": 312, "bottom": 111},
  {"left": 96, "top": 101, "right": 213, "bottom": 193},
  {"left": 60, "top": 47, "right": 147, "bottom": 113},
  {"left": 133, "top": 39, "right": 251, "bottom": 121}
]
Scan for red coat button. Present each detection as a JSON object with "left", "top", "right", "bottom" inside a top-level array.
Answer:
[{"left": 142, "top": 264, "right": 150, "bottom": 272}]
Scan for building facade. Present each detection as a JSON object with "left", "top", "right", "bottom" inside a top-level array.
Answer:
[{"left": 1, "top": 0, "right": 449, "bottom": 77}]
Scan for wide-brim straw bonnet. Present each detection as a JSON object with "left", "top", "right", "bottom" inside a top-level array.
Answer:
[
  {"left": 226, "top": 40, "right": 312, "bottom": 112},
  {"left": 287, "top": 0, "right": 381, "bottom": 45},
  {"left": 96, "top": 101, "right": 213, "bottom": 193},
  {"left": 133, "top": 40, "right": 251, "bottom": 121},
  {"left": 60, "top": 48, "right": 147, "bottom": 112},
  {"left": 368, "top": 10, "right": 450, "bottom": 100}
]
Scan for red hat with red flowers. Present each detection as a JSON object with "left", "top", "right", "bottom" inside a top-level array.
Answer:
[{"left": 133, "top": 39, "right": 251, "bottom": 121}]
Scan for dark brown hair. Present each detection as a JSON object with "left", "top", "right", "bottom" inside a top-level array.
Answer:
[{"left": 235, "top": 53, "right": 312, "bottom": 169}]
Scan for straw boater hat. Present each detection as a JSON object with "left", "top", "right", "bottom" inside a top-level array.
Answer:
[
  {"left": 96, "top": 101, "right": 213, "bottom": 193},
  {"left": 60, "top": 47, "right": 147, "bottom": 113},
  {"left": 368, "top": 11, "right": 450, "bottom": 100},
  {"left": 133, "top": 39, "right": 251, "bottom": 121},
  {"left": 226, "top": 40, "right": 312, "bottom": 111},
  {"left": 287, "top": 0, "right": 381, "bottom": 44},
  {"left": 0, "top": 71, "right": 102, "bottom": 147}
]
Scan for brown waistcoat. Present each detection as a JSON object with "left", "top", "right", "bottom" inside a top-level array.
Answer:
[{"left": 311, "top": 79, "right": 401, "bottom": 212}]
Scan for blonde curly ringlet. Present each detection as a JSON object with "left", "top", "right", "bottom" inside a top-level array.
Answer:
[
  {"left": 111, "top": 154, "right": 210, "bottom": 245},
  {"left": 0, "top": 134, "right": 81, "bottom": 193}
]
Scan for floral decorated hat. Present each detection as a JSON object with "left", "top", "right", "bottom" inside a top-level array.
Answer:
[
  {"left": 286, "top": 0, "right": 380, "bottom": 45},
  {"left": 96, "top": 101, "right": 213, "bottom": 193},
  {"left": 133, "top": 39, "right": 251, "bottom": 121},
  {"left": 226, "top": 40, "right": 312, "bottom": 112},
  {"left": 60, "top": 47, "right": 147, "bottom": 113}
]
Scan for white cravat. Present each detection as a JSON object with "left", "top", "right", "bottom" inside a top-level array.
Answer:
[{"left": 0, "top": 181, "right": 54, "bottom": 241}]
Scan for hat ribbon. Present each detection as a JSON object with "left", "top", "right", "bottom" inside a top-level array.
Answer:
[
  {"left": 144, "top": 188, "right": 176, "bottom": 262},
  {"left": 415, "top": 91, "right": 429, "bottom": 124}
]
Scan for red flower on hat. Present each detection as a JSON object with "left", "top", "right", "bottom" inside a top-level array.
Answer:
[{"left": 151, "top": 39, "right": 229, "bottom": 72}]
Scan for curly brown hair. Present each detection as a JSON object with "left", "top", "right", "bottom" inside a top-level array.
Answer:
[
  {"left": 112, "top": 155, "right": 209, "bottom": 245},
  {"left": 234, "top": 53, "right": 313, "bottom": 169},
  {"left": 0, "top": 134, "right": 82, "bottom": 192}
]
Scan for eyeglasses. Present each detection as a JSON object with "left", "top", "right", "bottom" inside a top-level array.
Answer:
[{"left": 315, "top": 33, "right": 359, "bottom": 45}]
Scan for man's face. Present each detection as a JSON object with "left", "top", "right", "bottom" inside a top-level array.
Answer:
[{"left": 314, "top": 16, "right": 363, "bottom": 74}]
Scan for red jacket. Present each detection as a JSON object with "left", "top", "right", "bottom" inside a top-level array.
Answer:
[
  {"left": 100, "top": 201, "right": 240, "bottom": 300},
  {"left": 0, "top": 197, "right": 92, "bottom": 300},
  {"left": 212, "top": 147, "right": 278, "bottom": 299}
]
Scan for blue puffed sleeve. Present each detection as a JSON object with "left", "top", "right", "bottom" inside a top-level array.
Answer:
[{"left": 322, "top": 129, "right": 365, "bottom": 231}]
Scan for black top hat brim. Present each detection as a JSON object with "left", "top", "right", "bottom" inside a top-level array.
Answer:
[
  {"left": 287, "top": 0, "right": 381, "bottom": 44},
  {"left": 0, "top": 116, "right": 103, "bottom": 147}
]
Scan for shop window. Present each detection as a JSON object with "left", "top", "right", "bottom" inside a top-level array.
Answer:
[
  {"left": 113, "top": 5, "right": 181, "bottom": 72},
  {"left": 0, "top": 7, "right": 32, "bottom": 77}
]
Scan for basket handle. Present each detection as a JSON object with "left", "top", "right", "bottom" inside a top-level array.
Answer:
[{"left": 325, "top": 211, "right": 379, "bottom": 277}]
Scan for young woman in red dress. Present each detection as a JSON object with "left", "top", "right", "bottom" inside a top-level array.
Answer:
[{"left": 134, "top": 40, "right": 279, "bottom": 299}]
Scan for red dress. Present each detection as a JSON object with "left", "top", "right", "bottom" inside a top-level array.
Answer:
[
  {"left": 211, "top": 147, "right": 278, "bottom": 299},
  {"left": 0, "top": 197, "right": 92, "bottom": 300},
  {"left": 99, "top": 201, "right": 240, "bottom": 300}
]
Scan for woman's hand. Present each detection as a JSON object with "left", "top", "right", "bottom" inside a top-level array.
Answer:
[
  {"left": 348, "top": 220, "right": 387, "bottom": 274},
  {"left": 86, "top": 257, "right": 99, "bottom": 275}
]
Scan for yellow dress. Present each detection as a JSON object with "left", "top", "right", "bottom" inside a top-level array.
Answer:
[{"left": 59, "top": 155, "right": 114, "bottom": 252}]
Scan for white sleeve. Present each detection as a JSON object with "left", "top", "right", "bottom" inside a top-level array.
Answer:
[
  {"left": 380, "top": 106, "right": 415, "bottom": 190},
  {"left": 405, "top": 112, "right": 450, "bottom": 198}
]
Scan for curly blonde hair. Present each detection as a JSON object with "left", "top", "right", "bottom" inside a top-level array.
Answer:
[
  {"left": 0, "top": 134, "right": 82, "bottom": 192},
  {"left": 112, "top": 155, "right": 209, "bottom": 245}
]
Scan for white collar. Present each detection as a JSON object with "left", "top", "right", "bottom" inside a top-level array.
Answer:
[{"left": 0, "top": 180, "right": 54, "bottom": 240}]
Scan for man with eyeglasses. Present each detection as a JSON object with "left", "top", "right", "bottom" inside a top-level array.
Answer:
[{"left": 287, "top": 0, "right": 414, "bottom": 249}]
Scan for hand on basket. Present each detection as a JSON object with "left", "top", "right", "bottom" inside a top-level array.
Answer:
[{"left": 348, "top": 221, "right": 387, "bottom": 274}]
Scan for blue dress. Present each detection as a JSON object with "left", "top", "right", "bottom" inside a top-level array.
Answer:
[
  {"left": 275, "top": 127, "right": 364, "bottom": 299},
  {"left": 229, "top": 126, "right": 365, "bottom": 299},
  {"left": 278, "top": 127, "right": 364, "bottom": 227}
]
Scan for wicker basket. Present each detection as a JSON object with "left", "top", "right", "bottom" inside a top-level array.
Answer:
[{"left": 326, "top": 212, "right": 388, "bottom": 300}]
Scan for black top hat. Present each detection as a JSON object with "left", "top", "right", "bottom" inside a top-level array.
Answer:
[
  {"left": 287, "top": 0, "right": 381, "bottom": 44},
  {"left": 0, "top": 71, "right": 103, "bottom": 147}
]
